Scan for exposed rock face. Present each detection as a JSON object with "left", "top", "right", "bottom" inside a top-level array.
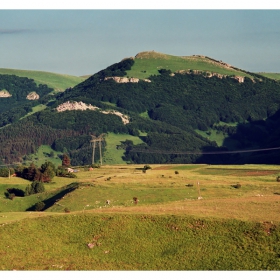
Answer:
[
  {"left": 26, "top": 91, "right": 39, "bottom": 100},
  {"left": 104, "top": 77, "right": 151, "bottom": 83},
  {"left": 176, "top": 69, "right": 246, "bottom": 83},
  {"left": 0, "top": 90, "right": 12, "bottom": 97},
  {"left": 56, "top": 101, "right": 99, "bottom": 112},
  {"left": 56, "top": 101, "right": 130, "bottom": 124}
]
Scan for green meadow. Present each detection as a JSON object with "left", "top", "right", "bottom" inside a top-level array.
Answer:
[
  {"left": 126, "top": 51, "right": 253, "bottom": 79},
  {"left": 0, "top": 164, "right": 280, "bottom": 270}
]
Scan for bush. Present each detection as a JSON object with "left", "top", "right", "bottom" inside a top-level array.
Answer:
[
  {"left": 175, "top": 171, "right": 179, "bottom": 174},
  {"left": 25, "top": 181, "right": 45, "bottom": 196},
  {"left": 276, "top": 176, "right": 280, "bottom": 182},
  {"left": 143, "top": 165, "right": 151, "bottom": 171},
  {"left": 34, "top": 201, "right": 45, "bottom": 211}
]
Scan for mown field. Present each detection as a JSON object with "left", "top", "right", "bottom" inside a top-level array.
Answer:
[{"left": 0, "top": 164, "right": 280, "bottom": 270}]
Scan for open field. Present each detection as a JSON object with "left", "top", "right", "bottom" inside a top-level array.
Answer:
[{"left": 0, "top": 164, "right": 280, "bottom": 270}]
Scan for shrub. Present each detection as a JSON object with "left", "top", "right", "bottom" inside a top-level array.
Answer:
[
  {"left": 25, "top": 181, "right": 45, "bottom": 196},
  {"left": 143, "top": 165, "right": 151, "bottom": 171},
  {"left": 64, "top": 207, "right": 70, "bottom": 213},
  {"left": 175, "top": 171, "right": 179, "bottom": 174},
  {"left": 276, "top": 176, "right": 280, "bottom": 182},
  {"left": 34, "top": 201, "right": 45, "bottom": 211}
]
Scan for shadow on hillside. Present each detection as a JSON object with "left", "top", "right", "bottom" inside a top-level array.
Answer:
[{"left": 26, "top": 182, "right": 79, "bottom": 211}]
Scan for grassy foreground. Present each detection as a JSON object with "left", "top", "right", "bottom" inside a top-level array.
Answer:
[
  {"left": 0, "top": 164, "right": 280, "bottom": 270},
  {"left": 1, "top": 214, "right": 279, "bottom": 270}
]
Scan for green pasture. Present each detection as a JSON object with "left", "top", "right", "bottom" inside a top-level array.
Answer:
[
  {"left": 126, "top": 52, "right": 253, "bottom": 79},
  {"left": 103, "top": 133, "right": 145, "bottom": 164},
  {"left": 0, "top": 68, "right": 86, "bottom": 92},
  {"left": 0, "top": 214, "right": 279, "bottom": 270},
  {"left": 0, "top": 163, "right": 280, "bottom": 270},
  {"left": 24, "top": 145, "right": 62, "bottom": 167}
]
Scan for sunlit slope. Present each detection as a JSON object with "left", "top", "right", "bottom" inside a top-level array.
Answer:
[
  {"left": 0, "top": 68, "right": 86, "bottom": 92},
  {"left": 126, "top": 51, "right": 253, "bottom": 79},
  {"left": 258, "top": 72, "right": 280, "bottom": 80}
]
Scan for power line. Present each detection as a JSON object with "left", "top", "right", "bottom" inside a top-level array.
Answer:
[{"left": 129, "top": 146, "right": 280, "bottom": 155}]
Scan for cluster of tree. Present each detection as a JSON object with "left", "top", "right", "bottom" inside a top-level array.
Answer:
[
  {"left": 0, "top": 104, "right": 34, "bottom": 127},
  {"left": 5, "top": 181, "right": 45, "bottom": 200},
  {"left": 0, "top": 74, "right": 53, "bottom": 115},
  {"left": 15, "top": 161, "right": 56, "bottom": 183}
]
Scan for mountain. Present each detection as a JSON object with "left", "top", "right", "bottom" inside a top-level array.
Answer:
[{"left": 1, "top": 50, "right": 280, "bottom": 166}]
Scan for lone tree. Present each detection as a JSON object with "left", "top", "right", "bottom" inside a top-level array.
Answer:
[{"left": 62, "top": 154, "right": 71, "bottom": 167}]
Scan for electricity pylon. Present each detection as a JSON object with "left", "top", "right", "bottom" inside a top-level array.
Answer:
[{"left": 90, "top": 133, "right": 105, "bottom": 165}]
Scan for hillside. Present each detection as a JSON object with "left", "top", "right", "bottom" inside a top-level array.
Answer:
[
  {"left": 1, "top": 50, "right": 280, "bottom": 165},
  {"left": 0, "top": 68, "right": 86, "bottom": 93},
  {"left": 126, "top": 51, "right": 254, "bottom": 80}
]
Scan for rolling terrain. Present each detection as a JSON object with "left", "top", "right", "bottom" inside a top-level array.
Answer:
[{"left": 0, "top": 163, "right": 280, "bottom": 270}]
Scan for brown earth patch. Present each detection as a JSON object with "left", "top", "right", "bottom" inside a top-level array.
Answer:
[
  {"left": 243, "top": 171, "right": 278, "bottom": 176},
  {"left": 153, "top": 166, "right": 173, "bottom": 170}
]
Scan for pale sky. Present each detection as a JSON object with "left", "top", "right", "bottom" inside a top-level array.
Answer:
[{"left": 0, "top": 3, "right": 280, "bottom": 76}]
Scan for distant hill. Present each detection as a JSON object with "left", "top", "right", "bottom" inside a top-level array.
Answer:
[
  {"left": 1, "top": 50, "right": 280, "bottom": 165},
  {"left": 257, "top": 72, "right": 280, "bottom": 80},
  {"left": 0, "top": 68, "right": 86, "bottom": 93}
]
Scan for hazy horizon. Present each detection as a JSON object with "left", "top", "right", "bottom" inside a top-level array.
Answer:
[{"left": 0, "top": 8, "right": 280, "bottom": 76}]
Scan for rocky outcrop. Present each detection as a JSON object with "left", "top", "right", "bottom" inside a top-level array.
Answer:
[
  {"left": 0, "top": 90, "right": 12, "bottom": 97},
  {"left": 56, "top": 101, "right": 99, "bottom": 112},
  {"left": 176, "top": 69, "right": 246, "bottom": 83},
  {"left": 104, "top": 77, "right": 151, "bottom": 83},
  {"left": 56, "top": 101, "right": 129, "bottom": 124},
  {"left": 26, "top": 91, "right": 39, "bottom": 100}
]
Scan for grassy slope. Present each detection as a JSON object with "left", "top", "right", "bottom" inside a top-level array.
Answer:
[
  {"left": 0, "top": 164, "right": 280, "bottom": 270},
  {"left": 0, "top": 68, "right": 86, "bottom": 92},
  {"left": 126, "top": 51, "right": 253, "bottom": 79},
  {"left": 257, "top": 72, "right": 280, "bottom": 80},
  {"left": 103, "top": 132, "right": 145, "bottom": 164}
]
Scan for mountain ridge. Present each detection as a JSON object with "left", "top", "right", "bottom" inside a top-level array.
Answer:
[{"left": 1, "top": 51, "right": 280, "bottom": 165}]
